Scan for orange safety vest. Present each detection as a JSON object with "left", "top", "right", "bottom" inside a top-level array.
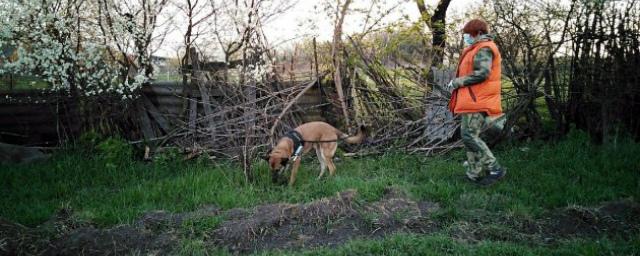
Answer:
[{"left": 448, "top": 41, "right": 502, "bottom": 116}]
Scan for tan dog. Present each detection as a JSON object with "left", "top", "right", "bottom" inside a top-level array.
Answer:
[{"left": 265, "top": 121, "right": 366, "bottom": 186}]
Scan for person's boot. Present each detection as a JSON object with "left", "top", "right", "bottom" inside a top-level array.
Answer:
[
  {"left": 477, "top": 167, "right": 506, "bottom": 186},
  {"left": 490, "top": 167, "right": 506, "bottom": 179}
]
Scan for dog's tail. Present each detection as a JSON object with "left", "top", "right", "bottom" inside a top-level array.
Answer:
[{"left": 340, "top": 125, "right": 367, "bottom": 144}]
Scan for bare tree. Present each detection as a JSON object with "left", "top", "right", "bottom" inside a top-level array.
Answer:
[
  {"left": 566, "top": 0, "right": 640, "bottom": 142},
  {"left": 96, "top": 0, "right": 170, "bottom": 79},
  {"left": 415, "top": 0, "right": 452, "bottom": 66},
  {"left": 173, "top": 0, "right": 218, "bottom": 131},
  {"left": 174, "top": 0, "right": 217, "bottom": 66},
  {"left": 488, "top": 0, "right": 575, "bottom": 138},
  {"left": 331, "top": 0, "right": 353, "bottom": 127},
  {"left": 170, "top": 0, "right": 296, "bottom": 181}
]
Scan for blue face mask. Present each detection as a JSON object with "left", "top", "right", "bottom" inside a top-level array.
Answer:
[{"left": 463, "top": 33, "right": 475, "bottom": 45}]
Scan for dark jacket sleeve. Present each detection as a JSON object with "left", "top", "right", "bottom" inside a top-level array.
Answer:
[{"left": 452, "top": 47, "right": 494, "bottom": 87}]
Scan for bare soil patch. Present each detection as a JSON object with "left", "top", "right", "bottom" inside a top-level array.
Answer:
[
  {"left": 0, "top": 188, "right": 439, "bottom": 255},
  {"left": 210, "top": 188, "right": 440, "bottom": 253},
  {"left": 1, "top": 191, "right": 637, "bottom": 255},
  {"left": 447, "top": 199, "right": 640, "bottom": 245}
]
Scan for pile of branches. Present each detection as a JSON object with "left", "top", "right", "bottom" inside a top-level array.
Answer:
[
  {"left": 336, "top": 37, "right": 463, "bottom": 155},
  {"left": 171, "top": 72, "right": 328, "bottom": 159},
  {"left": 160, "top": 40, "right": 470, "bottom": 163}
]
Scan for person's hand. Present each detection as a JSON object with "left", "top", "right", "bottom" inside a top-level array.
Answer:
[{"left": 446, "top": 80, "right": 456, "bottom": 91}]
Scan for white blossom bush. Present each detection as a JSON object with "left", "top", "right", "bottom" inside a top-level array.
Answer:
[{"left": 0, "top": 0, "right": 148, "bottom": 98}]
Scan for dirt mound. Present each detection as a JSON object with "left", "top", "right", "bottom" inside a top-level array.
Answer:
[
  {"left": 0, "top": 188, "right": 438, "bottom": 255},
  {"left": 3, "top": 191, "right": 635, "bottom": 255},
  {"left": 135, "top": 205, "right": 220, "bottom": 232},
  {"left": 0, "top": 217, "right": 33, "bottom": 255},
  {"left": 44, "top": 226, "right": 176, "bottom": 256},
  {"left": 1, "top": 208, "right": 91, "bottom": 256},
  {"left": 41, "top": 206, "right": 223, "bottom": 255},
  {"left": 547, "top": 199, "right": 640, "bottom": 238},
  {"left": 447, "top": 199, "right": 640, "bottom": 245},
  {"left": 0, "top": 208, "right": 215, "bottom": 255},
  {"left": 210, "top": 188, "right": 440, "bottom": 253}
]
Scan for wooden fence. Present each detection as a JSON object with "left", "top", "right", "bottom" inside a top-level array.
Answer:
[
  {"left": 0, "top": 80, "right": 326, "bottom": 146},
  {"left": 0, "top": 91, "right": 79, "bottom": 145},
  {"left": 0, "top": 67, "right": 456, "bottom": 148}
]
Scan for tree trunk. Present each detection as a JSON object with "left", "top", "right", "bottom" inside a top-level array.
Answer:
[
  {"left": 430, "top": 0, "right": 451, "bottom": 64},
  {"left": 332, "top": 0, "right": 353, "bottom": 128},
  {"left": 415, "top": 0, "right": 452, "bottom": 65}
]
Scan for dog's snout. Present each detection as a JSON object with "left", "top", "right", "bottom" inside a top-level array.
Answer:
[{"left": 271, "top": 169, "right": 282, "bottom": 183}]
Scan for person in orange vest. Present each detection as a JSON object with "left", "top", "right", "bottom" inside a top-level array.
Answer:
[{"left": 446, "top": 19, "right": 507, "bottom": 186}]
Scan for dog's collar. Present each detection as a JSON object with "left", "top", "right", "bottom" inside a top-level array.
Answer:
[
  {"left": 284, "top": 130, "right": 305, "bottom": 158},
  {"left": 274, "top": 130, "right": 305, "bottom": 178}
]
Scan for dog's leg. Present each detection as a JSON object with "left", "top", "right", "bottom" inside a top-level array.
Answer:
[
  {"left": 326, "top": 157, "right": 337, "bottom": 176},
  {"left": 315, "top": 145, "right": 326, "bottom": 179},
  {"left": 323, "top": 143, "right": 338, "bottom": 176},
  {"left": 289, "top": 159, "right": 302, "bottom": 186}
]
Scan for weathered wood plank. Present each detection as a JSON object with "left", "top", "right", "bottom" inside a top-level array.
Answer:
[
  {"left": 142, "top": 95, "right": 171, "bottom": 133},
  {"left": 191, "top": 50, "right": 217, "bottom": 142},
  {"left": 136, "top": 100, "right": 156, "bottom": 140},
  {"left": 188, "top": 99, "right": 198, "bottom": 135}
]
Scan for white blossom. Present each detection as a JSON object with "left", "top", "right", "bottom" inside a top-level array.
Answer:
[{"left": 0, "top": 0, "right": 151, "bottom": 100}]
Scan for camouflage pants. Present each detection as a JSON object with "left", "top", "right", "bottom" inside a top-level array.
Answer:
[{"left": 461, "top": 113, "right": 504, "bottom": 180}]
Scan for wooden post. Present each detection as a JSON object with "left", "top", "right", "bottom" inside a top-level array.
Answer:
[
  {"left": 290, "top": 51, "right": 295, "bottom": 82},
  {"left": 181, "top": 47, "right": 193, "bottom": 127},
  {"left": 313, "top": 37, "right": 320, "bottom": 88},
  {"left": 191, "top": 48, "right": 216, "bottom": 143},
  {"left": 310, "top": 51, "right": 314, "bottom": 80},
  {"left": 314, "top": 38, "right": 326, "bottom": 119},
  {"left": 188, "top": 99, "right": 197, "bottom": 135}
]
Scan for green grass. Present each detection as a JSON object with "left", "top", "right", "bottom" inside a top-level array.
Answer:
[
  {"left": 1, "top": 130, "right": 639, "bottom": 254},
  {"left": 175, "top": 233, "right": 640, "bottom": 255},
  {"left": 181, "top": 215, "right": 224, "bottom": 238},
  {"left": 153, "top": 73, "right": 182, "bottom": 82},
  {"left": 278, "top": 233, "right": 640, "bottom": 256},
  {"left": 0, "top": 75, "right": 49, "bottom": 90}
]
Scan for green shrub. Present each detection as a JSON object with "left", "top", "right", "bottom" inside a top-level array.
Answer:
[
  {"left": 154, "top": 147, "right": 182, "bottom": 166},
  {"left": 78, "top": 130, "right": 104, "bottom": 150},
  {"left": 96, "top": 137, "right": 133, "bottom": 168}
]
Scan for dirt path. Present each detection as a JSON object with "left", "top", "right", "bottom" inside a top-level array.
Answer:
[
  {"left": 209, "top": 188, "right": 440, "bottom": 253},
  {"left": 1, "top": 188, "right": 638, "bottom": 255}
]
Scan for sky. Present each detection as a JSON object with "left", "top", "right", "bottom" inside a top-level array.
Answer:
[
  {"left": 262, "top": 0, "right": 479, "bottom": 41},
  {"left": 155, "top": 0, "right": 482, "bottom": 58}
]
